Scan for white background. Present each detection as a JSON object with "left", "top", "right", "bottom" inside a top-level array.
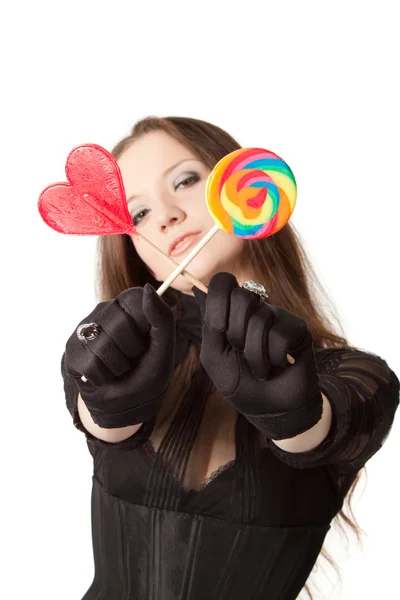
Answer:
[{"left": 2, "top": 1, "right": 399, "bottom": 598}]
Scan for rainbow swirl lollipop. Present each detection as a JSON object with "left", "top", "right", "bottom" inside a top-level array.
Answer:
[{"left": 206, "top": 148, "right": 296, "bottom": 239}]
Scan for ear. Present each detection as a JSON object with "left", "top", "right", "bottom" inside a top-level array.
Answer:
[{"left": 192, "top": 286, "right": 207, "bottom": 318}]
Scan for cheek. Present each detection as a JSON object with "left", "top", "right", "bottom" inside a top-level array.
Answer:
[
  {"left": 196, "top": 230, "right": 245, "bottom": 266},
  {"left": 217, "top": 231, "right": 245, "bottom": 253},
  {"left": 193, "top": 192, "right": 215, "bottom": 227}
]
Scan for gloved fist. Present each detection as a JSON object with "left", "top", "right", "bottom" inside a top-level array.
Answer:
[
  {"left": 193, "top": 273, "right": 323, "bottom": 440},
  {"left": 64, "top": 283, "right": 176, "bottom": 428}
]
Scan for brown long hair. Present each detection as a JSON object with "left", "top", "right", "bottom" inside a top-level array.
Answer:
[{"left": 97, "top": 116, "right": 364, "bottom": 598}]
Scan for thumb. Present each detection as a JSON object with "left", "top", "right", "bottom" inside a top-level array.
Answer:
[
  {"left": 192, "top": 286, "right": 207, "bottom": 318},
  {"left": 142, "top": 284, "right": 175, "bottom": 330}
]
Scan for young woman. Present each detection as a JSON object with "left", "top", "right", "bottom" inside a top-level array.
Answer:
[{"left": 62, "top": 116, "right": 399, "bottom": 599}]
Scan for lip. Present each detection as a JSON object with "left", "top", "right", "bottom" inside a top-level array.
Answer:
[{"left": 168, "top": 231, "right": 201, "bottom": 256}]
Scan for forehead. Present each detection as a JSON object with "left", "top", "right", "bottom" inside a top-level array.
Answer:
[{"left": 117, "top": 130, "right": 198, "bottom": 187}]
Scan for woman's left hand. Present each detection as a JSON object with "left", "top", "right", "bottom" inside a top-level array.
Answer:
[{"left": 193, "top": 272, "right": 323, "bottom": 440}]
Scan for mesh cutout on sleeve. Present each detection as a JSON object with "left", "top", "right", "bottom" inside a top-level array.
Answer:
[{"left": 266, "top": 348, "right": 399, "bottom": 475}]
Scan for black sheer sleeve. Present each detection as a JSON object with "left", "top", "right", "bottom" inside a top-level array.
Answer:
[
  {"left": 60, "top": 352, "right": 156, "bottom": 449},
  {"left": 266, "top": 348, "right": 399, "bottom": 475}
]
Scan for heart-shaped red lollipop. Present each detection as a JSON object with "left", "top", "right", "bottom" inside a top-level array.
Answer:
[{"left": 38, "top": 144, "right": 135, "bottom": 236}]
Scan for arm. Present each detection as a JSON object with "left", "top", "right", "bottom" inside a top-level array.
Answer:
[
  {"left": 61, "top": 353, "right": 151, "bottom": 446},
  {"left": 192, "top": 274, "right": 399, "bottom": 467},
  {"left": 61, "top": 284, "right": 175, "bottom": 445},
  {"left": 271, "top": 392, "right": 332, "bottom": 453},
  {"left": 266, "top": 348, "right": 400, "bottom": 470},
  {"left": 77, "top": 393, "right": 143, "bottom": 443}
]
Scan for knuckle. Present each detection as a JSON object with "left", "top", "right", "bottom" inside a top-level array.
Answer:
[{"left": 116, "top": 287, "right": 143, "bottom": 314}]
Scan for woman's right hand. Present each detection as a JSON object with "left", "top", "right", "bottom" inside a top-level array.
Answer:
[{"left": 64, "top": 284, "right": 176, "bottom": 428}]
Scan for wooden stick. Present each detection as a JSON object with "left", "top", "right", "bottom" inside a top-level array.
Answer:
[
  {"left": 132, "top": 233, "right": 208, "bottom": 293},
  {"left": 157, "top": 225, "right": 220, "bottom": 296},
  {"left": 82, "top": 193, "right": 207, "bottom": 293}
]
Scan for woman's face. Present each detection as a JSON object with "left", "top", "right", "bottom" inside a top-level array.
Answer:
[{"left": 117, "top": 131, "right": 253, "bottom": 294}]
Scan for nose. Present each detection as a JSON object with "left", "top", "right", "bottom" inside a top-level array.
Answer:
[{"left": 156, "top": 203, "right": 186, "bottom": 232}]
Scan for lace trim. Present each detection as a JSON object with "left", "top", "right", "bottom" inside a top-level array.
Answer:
[
  {"left": 144, "top": 438, "right": 236, "bottom": 491},
  {"left": 196, "top": 459, "right": 237, "bottom": 492}
]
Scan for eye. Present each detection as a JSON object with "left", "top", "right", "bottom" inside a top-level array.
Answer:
[
  {"left": 132, "top": 208, "right": 150, "bottom": 226},
  {"left": 175, "top": 172, "right": 200, "bottom": 190}
]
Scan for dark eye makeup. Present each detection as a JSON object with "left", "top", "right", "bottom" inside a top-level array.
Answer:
[
  {"left": 131, "top": 172, "right": 201, "bottom": 226},
  {"left": 131, "top": 209, "right": 150, "bottom": 227},
  {"left": 175, "top": 172, "right": 200, "bottom": 189}
]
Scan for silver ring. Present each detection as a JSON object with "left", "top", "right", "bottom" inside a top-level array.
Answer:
[
  {"left": 240, "top": 280, "right": 269, "bottom": 303},
  {"left": 77, "top": 322, "right": 101, "bottom": 342},
  {"left": 77, "top": 323, "right": 100, "bottom": 382}
]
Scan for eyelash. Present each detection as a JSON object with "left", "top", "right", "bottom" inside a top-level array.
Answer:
[
  {"left": 131, "top": 172, "right": 200, "bottom": 226},
  {"left": 175, "top": 173, "right": 200, "bottom": 189},
  {"left": 132, "top": 209, "right": 149, "bottom": 227}
]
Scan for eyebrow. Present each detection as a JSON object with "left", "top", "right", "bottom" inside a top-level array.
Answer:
[{"left": 126, "top": 158, "right": 199, "bottom": 206}]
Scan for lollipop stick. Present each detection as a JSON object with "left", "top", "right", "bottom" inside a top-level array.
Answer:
[
  {"left": 132, "top": 234, "right": 208, "bottom": 293},
  {"left": 82, "top": 194, "right": 207, "bottom": 293},
  {"left": 157, "top": 225, "right": 220, "bottom": 296}
]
